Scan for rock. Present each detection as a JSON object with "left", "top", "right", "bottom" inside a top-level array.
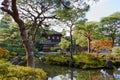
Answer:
[
  {"left": 10, "top": 55, "right": 22, "bottom": 65},
  {"left": 105, "top": 60, "right": 113, "bottom": 69},
  {"left": 39, "top": 56, "right": 46, "bottom": 62}
]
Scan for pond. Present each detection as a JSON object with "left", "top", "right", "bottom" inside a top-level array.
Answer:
[{"left": 37, "top": 63, "right": 120, "bottom": 80}]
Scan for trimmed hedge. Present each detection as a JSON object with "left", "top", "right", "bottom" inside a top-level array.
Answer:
[
  {"left": 0, "top": 60, "right": 46, "bottom": 80},
  {"left": 43, "top": 53, "right": 105, "bottom": 69}
]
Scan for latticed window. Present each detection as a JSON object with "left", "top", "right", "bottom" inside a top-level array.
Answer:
[
  {"left": 52, "top": 36, "right": 55, "bottom": 39},
  {"left": 57, "top": 36, "right": 59, "bottom": 39},
  {"left": 48, "top": 36, "right": 50, "bottom": 39}
]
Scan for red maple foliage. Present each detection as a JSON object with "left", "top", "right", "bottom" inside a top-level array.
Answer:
[{"left": 90, "top": 40, "right": 112, "bottom": 52}]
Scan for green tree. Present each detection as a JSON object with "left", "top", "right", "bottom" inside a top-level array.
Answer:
[
  {"left": 0, "top": 13, "right": 12, "bottom": 24},
  {"left": 75, "top": 21, "right": 98, "bottom": 52},
  {"left": 0, "top": 0, "right": 98, "bottom": 67},
  {"left": 0, "top": 14, "right": 24, "bottom": 53},
  {"left": 17, "top": 0, "right": 59, "bottom": 43},
  {"left": 99, "top": 12, "right": 120, "bottom": 47},
  {"left": 0, "top": 14, "right": 11, "bottom": 39},
  {"left": 59, "top": 38, "right": 70, "bottom": 54},
  {"left": 74, "top": 32, "right": 87, "bottom": 47},
  {"left": 56, "top": 2, "right": 90, "bottom": 60},
  {"left": 1, "top": 0, "right": 35, "bottom": 67},
  {"left": 0, "top": 14, "right": 12, "bottom": 42}
]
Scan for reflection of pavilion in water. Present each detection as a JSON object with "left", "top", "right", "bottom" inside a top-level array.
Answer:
[
  {"left": 47, "top": 68, "right": 120, "bottom": 80},
  {"left": 48, "top": 74, "right": 76, "bottom": 80},
  {"left": 48, "top": 69, "right": 77, "bottom": 80},
  {"left": 39, "top": 62, "right": 120, "bottom": 80}
]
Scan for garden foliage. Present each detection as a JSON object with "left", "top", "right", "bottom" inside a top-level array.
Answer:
[
  {"left": 0, "top": 60, "right": 46, "bottom": 80},
  {"left": 0, "top": 47, "right": 9, "bottom": 58}
]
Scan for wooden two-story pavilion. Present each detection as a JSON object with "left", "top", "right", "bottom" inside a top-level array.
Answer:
[{"left": 39, "top": 31, "right": 62, "bottom": 52}]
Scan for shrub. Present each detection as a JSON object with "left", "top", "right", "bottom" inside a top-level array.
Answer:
[
  {"left": 0, "top": 47, "right": 9, "bottom": 58},
  {"left": 112, "top": 47, "right": 120, "bottom": 54},
  {"left": 3, "top": 52, "right": 17, "bottom": 60},
  {"left": 44, "top": 54, "right": 70, "bottom": 66},
  {"left": 74, "top": 53, "right": 105, "bottom": 68},
  {"left": 44, "top": 52, "right": 105, "bottom": 69},
  {"left": 0, "top": 60, "right": 46, "bottom": 80}
]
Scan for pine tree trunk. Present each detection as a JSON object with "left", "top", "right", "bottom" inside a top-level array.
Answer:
[
  {"left": 87, "top": 37, "right": 91, "bottom": 53},
  {"left": 111, "top": 37, "right": 114, "bottom": 47},
  {"left": 70, "top": 26, "right": 73, "bottom": 60},
  {"left": 18, "top": 19, "right": 35, "bottom": 67},
  {"left": 0, "top": 0, "right": 35, "bottom": 67}
]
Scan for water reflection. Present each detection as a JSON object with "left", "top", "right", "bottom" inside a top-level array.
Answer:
[
  {"left": 100, "top": 68, "right": 120, "bottom": 80},
  {"left": 47, "top": 68, "right": 77, "bottom": 80},
  {"left": 101, "top": 69, "right": 115, "bottom": 80},
  {"left": 38, "top": 63, "right": 120, "bottom": 80}
]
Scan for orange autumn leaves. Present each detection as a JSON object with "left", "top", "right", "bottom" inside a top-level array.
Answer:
[
  {"left": 0, "top": 47, "right": 9, "bottom": 57},
  {"left": 90, "top": 40, "right": 112, "bottom": 52}
]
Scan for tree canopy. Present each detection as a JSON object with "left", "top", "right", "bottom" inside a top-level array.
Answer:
[
  {"left": 75, "top": 21, "right": 99, "bottom": 52},
  {"left": 100, "top": 12, "right": 120, "bottom": 47},
  {"left": 0, "top": 0, "right": 99, "bottom": 67}
]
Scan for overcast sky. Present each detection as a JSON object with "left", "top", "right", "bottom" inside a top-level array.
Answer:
[{"left": 86, "top": 0, "right": 120, "bottom": 22}]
